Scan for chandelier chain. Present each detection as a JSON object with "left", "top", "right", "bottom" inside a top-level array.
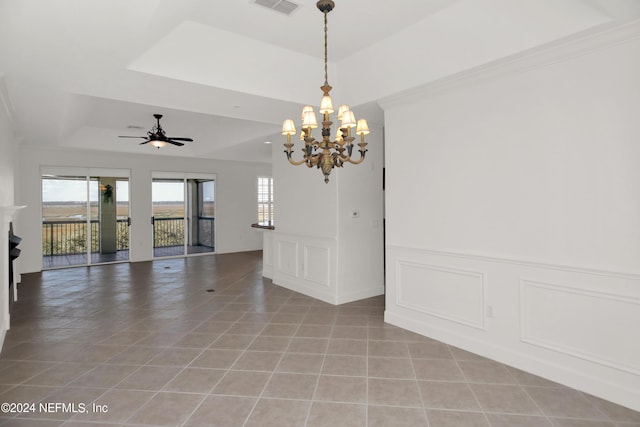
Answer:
[{"left": 323, "top": 11, "right": 328, "bottom": 86}]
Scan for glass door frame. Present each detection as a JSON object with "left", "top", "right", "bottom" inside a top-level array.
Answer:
[
  {"left": 41, "top": 166, "right": 131, "bottom": 269},
  {"left": 151, "top": 171, "right": 216, "bottom": 259}
]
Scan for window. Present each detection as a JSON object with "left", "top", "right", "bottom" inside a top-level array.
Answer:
[{"left": 257, "top": 176, "right": 274, "bottom": 225}]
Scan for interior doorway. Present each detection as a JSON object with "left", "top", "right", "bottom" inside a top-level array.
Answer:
[
  {"left": 152, "top": 173, "right": 215, "bottom": 258},
  {"left": 41, "top": 168, "right": 130, "bottom": 269}
]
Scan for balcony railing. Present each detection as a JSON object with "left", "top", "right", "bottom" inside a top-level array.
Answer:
[
  {"left": 42, "top": 219, "right": 129, "bottom": 256},
  {"left": 42, "top": 216, "right": 214, "bottom": 256},
  {"left": 153, "top": 217, "right": 215, "bottom": 248}
]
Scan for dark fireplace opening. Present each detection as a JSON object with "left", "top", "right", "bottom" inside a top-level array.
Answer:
[{"left": 8, "top": 222, "right": 21, "bottom": 305}]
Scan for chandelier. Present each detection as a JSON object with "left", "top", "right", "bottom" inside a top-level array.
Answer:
[{"left": 281, "top": 0, "right": 369, "bottom": 184}]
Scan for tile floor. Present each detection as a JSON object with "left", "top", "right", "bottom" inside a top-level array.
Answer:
[{"left": 1, "top": 251, "right": 639, "bottom": 427}]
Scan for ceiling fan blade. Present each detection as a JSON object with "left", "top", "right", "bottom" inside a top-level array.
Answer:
[
  {"left": 119, "top": 135, "right": 146, "bottom": 138},
  {"left": 168, "top": 140, "right": 185, "bottom": 146},
  {"left": 139, "top": 140, "right": 150, "bottom": 145},
  {"left": 166, "top": 137, "right": 193, "bottom": 142}
]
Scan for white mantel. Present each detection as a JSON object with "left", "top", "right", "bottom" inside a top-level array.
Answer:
[{"left": 1, "top": 205, "right": 25, "bottom": 339}]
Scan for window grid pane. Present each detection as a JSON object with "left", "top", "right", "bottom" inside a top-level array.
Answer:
[{"left": 257, "top": 177, "right": 274, "bottom": 224}]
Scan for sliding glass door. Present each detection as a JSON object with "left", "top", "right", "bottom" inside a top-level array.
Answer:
[
  {"left": 152, "top": 173, "right": 215, "bottom": 258},
  {"left": 41, "top": 168, "right": 130, "bottom": 269}
]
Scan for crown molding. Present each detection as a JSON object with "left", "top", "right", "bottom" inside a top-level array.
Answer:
[{"left": 379, "top": 19, "right": 640, "bottom": 110}]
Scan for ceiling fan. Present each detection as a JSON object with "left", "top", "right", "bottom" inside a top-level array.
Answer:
[{"left": 119, "top": 114, "right": 193, "bottom": 148}]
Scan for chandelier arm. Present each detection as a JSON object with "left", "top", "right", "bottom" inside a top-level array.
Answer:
[
  {"left": 287, "top": 157, "right": 308, "bottom": 166},
  {"left": 345, "top": 142, "right": 368, "bottom": 164}
]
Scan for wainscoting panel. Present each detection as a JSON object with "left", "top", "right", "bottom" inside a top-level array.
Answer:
[
  {"left": 303, "top": 244, "right": 331, "bottom": 287},
  {"left": 262, "top": 232, "right": 274, "bottom": 279},
  {"left": 385, "top": 244, "right": 640, "bottom": 411},
  {"left": 276, "top": 238, "right": 299, "bottom": 279},
  {"left": 397, "top": 261, "right": 485, "bottom": 329},
  {"left": 521, "top": 279, "right": 640, "bottom": 375},
  {"left": 271, "top": 232, "right": 337, "bottom": 304}
]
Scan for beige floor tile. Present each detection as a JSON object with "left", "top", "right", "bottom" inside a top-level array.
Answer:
[
  {"left": 412, "top": 358, "right": 466, "bottom": 381},
  {"left": 367, "top": 405, "right": 429, "bottom": 427},
  {"left": 67, "top": 364, "right": 138, "bottom": 388},
  {"left": 126, "top": 392, "right": 204, "bottom": 426},
  {"left": 103, "top": 346, "right": 160, "bottom": 365},
  {"left": 327, "top": 338, "right": 367, "bottom": 356},
  {"left": 368, "top": 327, "right": 407, "bottom": 341},
  {"left": 322, "top": 355, "right": 367, "bottom": 377},
  {"left": 269, "top": 313, "right": 306, "bottom": 324},
  {"left": 277, "top": 352, "right": 324, "bottom": 374},
  {"left": 526, "top": 387, "right": 609, "bottom": 419},
  {"left": 189, "top": 348, "right": 242, "bottom": 369},
  {"left": 295, "top": 324, "right": 333, "bottom": 338},
  {"left": 114, "top": 365, "right": 181, "bottom": 391},
  {"left": 408, "top": 341, "right": 453, "bottom": 359},
  {"left": 332, "top": 326, "right": 368, "bottom": 340},
  {"left": 259, "top": 323, "right": 298, "bottom": 337},
  {"left": 418, "top": 380, "right": 481, "bottom": 410},
  {"left": 244, "top": 398, "right": 311, "bottom": 427},
  {"left": 427, "top": 409, "right": 490, "bottom": 427},
  {"left": 231, "top": 350, "right": 283, "bottom": 371},
  {"left": 225, "top": 322, "right": 266, "bottom": 335},
  {"left": 368, "top": 356, "right": 414, "bottom": 379},
  {"left": 0, "top": 361, "right": 56, "bottom": 384},
  {"left": 368, "top": 340, "right": 410, "bottom": 358},
  {"left": 550, "top": 419, "right": 617, "bottom": 427},
  {"left": 306, "top": 401, "right": 366, "bottom": 427},
  {"left": 335, "top": 316, "right": 369, "bottom": 327},
  {"left": 314, "top": 375, "right": 367, "bottom": 403},
  {"left": 262, "top": 372, "right": 318, "bottom": 399},
  {"left": 287, "top": 337, "right": 329, "bottom": 354},
  {"left": 368, "top": 378, "right": 423, "bottom": 407},
  {"left": 247, "top": 336, "right": 291, "bottom": 352},
  {"left": 485, "top": 413, "right": 554, "bottom": 427},
  {"left": 184, "top": 395, "right": 255, "bottom": 426},
  {"left": 171, "top": 332, "right": 219, "bottom": 348},
  {"left": 211, "top": 370, "right": 270, "bottom": 397},
  {"left": 458, "top": 360, "right": 519, "bottom": 384},
  {"left": 0, "top": 419, "right": 62, "bottom": 426},
  {"left": 146, "top": 347, "right": 202, "bottom": 366},
  {"left": 471, "top": 383, "right": 543, "bottom": 415},
  {"left": 449, "top": 346, "right": 492, "bottom": 362},
  {"left": 303, "top": 314, "right": 336, "bottom": 325},
  {"left": 163, "top": 367, "right": 226, "bottom": 393},
  {"left": 23, "top": 363, "right": 94, "bottom": 387},
  {"left": 506, "top": 367, "right": 565, "bottom": 388},
  {"left": 209, "top": 334, "right": 255, "bottom": 350}
]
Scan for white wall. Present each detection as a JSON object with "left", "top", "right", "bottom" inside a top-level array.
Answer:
[
  {"left": 382, "top": 23, "right": 640, "bottom": 411},
  {"left": 16, "top": 146, "right": 271, "bottom": 274},
  {"left": 269, "top": 120, "right": 385, "bottom": 304}
]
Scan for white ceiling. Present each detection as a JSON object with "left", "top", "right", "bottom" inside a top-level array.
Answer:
[{"left": 1, "top": 0, "right": 638, "bottom": 163}]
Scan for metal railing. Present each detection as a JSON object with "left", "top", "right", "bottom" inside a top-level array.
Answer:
[
  {"left": 42, "top": 216, "right": 214, "bottom": 255},
  {"left": 153, "top": 217, "right": 184, "bottom": 248},
  {"left": 42, "top": 219, "right": 129, "bottom": 255},
  {"left": 153, "top": 217, "right": 215, "bottom": 248}
]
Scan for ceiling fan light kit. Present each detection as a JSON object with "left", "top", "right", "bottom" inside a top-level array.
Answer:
[
  {"left": 119, "top": 114, "right": 193, "bottom": 149},
  {"left": 281, "top": 0, "right": 369, "bottom": 184}
]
